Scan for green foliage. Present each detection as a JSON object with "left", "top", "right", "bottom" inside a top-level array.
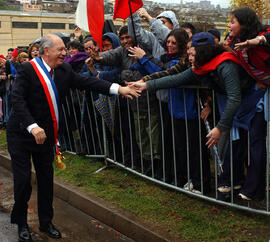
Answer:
[
  {"left": 0, "top": 0, "right": 9, "bottom": 10},
  {"left": 0, "top": 130, "right": 7, "bottom": 151}
]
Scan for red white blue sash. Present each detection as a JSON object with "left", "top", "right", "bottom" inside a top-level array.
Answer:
[{"left": 29, "top": 57, "right": 61, "bottom": 152}]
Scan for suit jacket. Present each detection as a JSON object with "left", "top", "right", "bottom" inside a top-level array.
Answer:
[{"left": 7, "top": 59, "right": 112, "bottom": 146}]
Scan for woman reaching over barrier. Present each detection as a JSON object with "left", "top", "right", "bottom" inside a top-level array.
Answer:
[{"left": 217, "top": 7, "right": 270, "bottom": 201}]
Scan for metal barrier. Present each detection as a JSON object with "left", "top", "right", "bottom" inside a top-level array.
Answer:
[
  {"left": 57, "top": 86, "right": 270, "bottom": 215},
  {"left": 3, "top": 85, "right": 269, "bottom": 215}
]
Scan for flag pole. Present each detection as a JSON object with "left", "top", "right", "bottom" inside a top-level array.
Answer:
[{"left": 128, "top": 0, "right": 138, "bottom": 45}]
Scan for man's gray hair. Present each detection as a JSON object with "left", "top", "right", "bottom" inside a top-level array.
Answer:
[{"left": 39, "top": 34, "right": 55, "bottom": 55}]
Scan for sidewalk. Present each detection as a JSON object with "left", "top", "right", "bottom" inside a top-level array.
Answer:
[{"left": 0, "top": 151, "right": 169, "bottom": 242}]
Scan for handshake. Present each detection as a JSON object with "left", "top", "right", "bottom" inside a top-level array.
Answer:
[{"left": 118, "top": 79, "right": 147, "bottom": 99}]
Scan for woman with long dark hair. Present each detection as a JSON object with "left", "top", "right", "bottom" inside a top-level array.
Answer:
[
  {"left": 218, "top": 7, "right": 270, "bottom": 201},
  {"left": 229, "top": 7, "right": 270, "bottom": 88}
]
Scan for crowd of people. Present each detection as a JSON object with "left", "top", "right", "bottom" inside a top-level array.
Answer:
[
  {"left": 1, "top": 6, "right": 270, "bottom": 240},
  {"left": 1, "top": 7, "right": 270, "bottom": 200},
  {"left": 129, "top": 7, "right": 270, "bottom": 202}
]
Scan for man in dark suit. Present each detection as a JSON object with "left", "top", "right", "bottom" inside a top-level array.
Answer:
[{"left": 7, "top": 34, "right": 140, "bottom": 241}]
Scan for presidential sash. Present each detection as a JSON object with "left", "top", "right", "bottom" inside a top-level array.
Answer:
[{"left": 30, "top": 57, "right": 66, "bottom": 169}]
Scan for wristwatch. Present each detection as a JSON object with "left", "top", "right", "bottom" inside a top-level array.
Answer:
[{"left": 257, "top": 35, "right": 266, "bottom": 45}]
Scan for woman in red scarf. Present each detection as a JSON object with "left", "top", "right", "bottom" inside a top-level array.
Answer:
[{"left": 228, "top": 7, "right": 270, "bottom": 87}]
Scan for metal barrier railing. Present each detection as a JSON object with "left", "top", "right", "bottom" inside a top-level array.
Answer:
[
  {"left": 2, "top": 85, "right": 269, "bottom": 215},
  {"left": 60, "top": 86, "right": 270, "bottom": 215}
]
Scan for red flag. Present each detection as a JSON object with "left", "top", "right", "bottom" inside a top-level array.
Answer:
[
  {"left": 76, "top": 0, "right": 104, "bottom": 50},
  {"left": 113, "top": 0, "right": 143, "bottom": 20}
]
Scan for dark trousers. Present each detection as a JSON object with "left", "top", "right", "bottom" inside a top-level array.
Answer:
[
  {"left": 241, "top": 112, "right": 266, "bottom": 200},
  {"left": 218, "top": 129, "right": 246, "bottom": 187},
  {"left": 173, "top": 118, "right": 211, "bottom": 191},
  {"left": 7, "top": 136, "right": 54, "bottom": 227},
  {"left": 113, "top": 102, "right": 141, "bottom": 167},
  {"left": 219, "top": 111, "right": 266, "bottom": 200}
]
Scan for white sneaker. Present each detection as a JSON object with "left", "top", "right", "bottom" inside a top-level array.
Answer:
[
  {"left": 239, "top": 193, "right": 252, "bottom": 201},
  {"left": 183, "top": 181, "right": 194, "bottom": 191},
  {"left": 191, "top": 189, "right": 202, "bottom": 194},
  {"left": 218, "top": 186, "right": 231, "bottom": 193},
  {"left": 233, "top": 184, "right": 242, "bottom": 190},
  {"left": 218, "top": 185, "right": 242, "bottom": 193}
]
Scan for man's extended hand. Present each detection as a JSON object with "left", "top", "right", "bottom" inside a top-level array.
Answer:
[
  {"left": 31, "top": 126, "right": 47, "bottom": 144},
  {"left": 118, "top": 86, "right": 141, "bottom": 99}
]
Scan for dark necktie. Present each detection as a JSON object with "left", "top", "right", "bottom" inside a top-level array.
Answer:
[{"left": 49, "top": 69, "right": 53, "bottom": 77}]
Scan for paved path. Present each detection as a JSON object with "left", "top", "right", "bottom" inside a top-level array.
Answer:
[
  {"left": 0, "top": 207, "right": 17, "bottom": 242},
  {"left": 0, "top": 165, "right": 134, "bottom": 242}
]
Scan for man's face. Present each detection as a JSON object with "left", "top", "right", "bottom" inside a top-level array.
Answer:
[
  {"left": 6, "top": 51, "right": 12, "bottom": 60},
  {"left": 119, "top": 33, "right": 133, "bottom": 50},
  {"left": 158, "top": 17, "right": 173, "bottom": 30},
  {"left": 84, "top": 40, "right": 96, "bottom": 56},
  {"left": 45, "top": 36, "right": 67, "bottom": 68},
  {"left": 102, "top": 39, "right": 113, "bottom": 51}
]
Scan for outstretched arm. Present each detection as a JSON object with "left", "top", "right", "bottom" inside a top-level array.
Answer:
[
  {"left": 146, "top": 67, "right": 196, "bottom": 91},
  {"left": 142, "top": 60, "right": 189, "bottom": 81}
]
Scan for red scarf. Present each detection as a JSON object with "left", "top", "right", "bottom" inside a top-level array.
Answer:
[{"left": 193, "top": 52, "right": 240, "bottom": 75}]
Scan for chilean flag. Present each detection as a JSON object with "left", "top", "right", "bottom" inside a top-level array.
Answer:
[
  {"left": 113, "top": 0, "right": 143, "bottom": 20},
  {"left": 75, "top": 0, "right": 104, "bottom": 49}
]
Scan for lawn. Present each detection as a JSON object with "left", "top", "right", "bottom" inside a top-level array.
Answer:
[{"left": 0, "top": 130, "right": 270, "bottom": 241}]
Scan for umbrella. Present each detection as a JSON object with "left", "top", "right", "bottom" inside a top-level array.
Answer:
[{"left": 30, "top": 32, "right": 70, "bottom": 46}]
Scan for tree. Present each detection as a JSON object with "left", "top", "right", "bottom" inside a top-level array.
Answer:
[
  {"left": 230, "top": 0, "right": 270, "bottom": 21},
  {"left": 0, "top": 0, "right": 8, "bottom": 9}
]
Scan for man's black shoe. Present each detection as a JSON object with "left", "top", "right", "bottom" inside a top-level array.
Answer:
[
  {"left": 18, "top": 224, "right": 32, "bottom": 242},
  {"left": 39, "top": 222, "right": 62, "bottom": 239}
]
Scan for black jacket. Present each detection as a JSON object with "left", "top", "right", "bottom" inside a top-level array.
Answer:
[{"left": 7, "top": 59, "right": 112, "bottom": 146}]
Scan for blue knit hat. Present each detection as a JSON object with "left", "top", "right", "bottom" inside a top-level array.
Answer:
[{"left": 191, "top": 32, "right": 215, "bottom": 47}]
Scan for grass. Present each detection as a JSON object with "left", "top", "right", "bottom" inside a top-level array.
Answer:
[
  {"left": 0, "top": 130, "right": 270, "bottom": 241},
  {"left": 0, "top": 130, "right": 7, "bottom": 151},
  {"left": 54, "top": 153, "right": 270, "bottom": 241}
]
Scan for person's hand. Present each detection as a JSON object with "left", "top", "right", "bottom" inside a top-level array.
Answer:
[
  {"left": 221, "top": 42, "right": 233, "bottom": 52},
  {"left": 234, "top": 37, "right": 260, "bottom": 51},
  {"left": 85, "top": 57, "right": 93, "bottom": 67},
  {"left": 125, "top": 79, "right": 145, "bottom": 86},
  {"left": 85, "top": 57, "right": 96, "bottom": 73},
  {"left": 137, "top": 8, "right": 152, "bottom": 22},
  {"left": 31, "top": 126, "right": 47, "bottom": 144},
  {"left": 128, "top": 81, "right": 147, "bottom": 91},
  {"left": 118, "top": 86, "right": 141, "bottom": 99},
  {"left": 206, "top": 127, "right": 221, "bottom": 148},
  {"left": 74, "top": 27, "right": 82, "bottom": 40},
  {"left": 128, "top": 46, "right": 146, "bottom": 60},
  {"left": 200, "top": 103, "right": 211, "bottom": 122},
  {"left": 89, "top": 47, "right": 102, "bottom": 61}
]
